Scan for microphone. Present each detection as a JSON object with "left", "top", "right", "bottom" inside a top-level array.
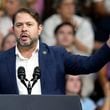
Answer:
[
  {"left": 17, "top": 66, "right": 40, "bottom": 95},
  {"left": 31, "top": 67, "right": 40, "bottom": 87},
  {"left": 17, "top": 66, "right": 27, "bottom": 88}
]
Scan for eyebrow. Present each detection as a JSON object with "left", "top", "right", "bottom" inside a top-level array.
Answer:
[
  {"left": 15, "top": 21, "right": 35, "bottom": 25},
  {"left": 15, "top": 21, "right": 34, "bottom": 23}
]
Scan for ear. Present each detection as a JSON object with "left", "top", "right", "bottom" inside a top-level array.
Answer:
[{"left": 38, "top": 24, "right": 43, "bottom": 35}]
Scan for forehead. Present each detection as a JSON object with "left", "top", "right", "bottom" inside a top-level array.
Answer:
[
  {"left": 15, "top": 12, "right": 37, "bottom": 23},
  {"left": 58, "top": 25, "right": 73, "bottom": 31},
  {"left": 66, "top": 75, "right": 80, "bottom": 80}
]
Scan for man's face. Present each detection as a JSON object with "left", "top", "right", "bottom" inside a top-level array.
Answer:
[
  {"left": 56, "top": 25, "right": 75, "bottom": 48},
  {"left": 58, "top": 0, "right": 75, "bottom": 19},
  {"left": 13, "top": 12, "right": 42, "bottom": 47}
]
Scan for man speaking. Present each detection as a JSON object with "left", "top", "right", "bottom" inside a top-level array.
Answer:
[{"left": 0, "top": 8, "right": 110, "bottom": 95}]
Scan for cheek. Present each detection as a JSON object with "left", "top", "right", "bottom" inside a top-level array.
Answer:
[
  {"left": 31, "top": 31, "right": 39, "bottom": 38},
  {"left": 72, "top": 81, "right": 81, "bottom": 89},
  {"left": 14, "top": 29, "right": 20, "bottom": 36},
  {"left": 66, "top": 81, "right": 74, "bottom": 89},
  {"left": 57, "top": 37, "right": 66, "bottom": 45},
  {"left": 68, "top": 36, "right": 74, "bottom": 41},
  {"left": 57, "top": 36, "right": 63, "bottom": 42},
  {"left": 69, "top": 6, "right": 75, "bottom": 11},
  {"left": 61, "top": 36, "right": 74, "bottom": 44},
  {"left": 4, "top": 41, "right": 10, "bottom": 48},
  {"left": 75, "top": 82, "right": 82, "bottom": 91},
  {"left": 31, "top": 28, "right": 40, "bottom": 36}
]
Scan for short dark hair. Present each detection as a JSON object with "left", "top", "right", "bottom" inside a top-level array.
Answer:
[
  {"left": 12, "top": 8, "right": 42, "bottom": 25},
  {"left": 53, "top": 0, "right": 64, "bottom": 9},
  {"left": 53, "top": 0, "right": 76, "bottom": 9},
  {"left": 54, "top": 22, "right": 76, "bottom": 35}
]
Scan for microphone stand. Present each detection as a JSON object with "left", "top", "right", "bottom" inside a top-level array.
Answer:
[{"left": 27, "top": 81, "right": 32, "bottom": 95}]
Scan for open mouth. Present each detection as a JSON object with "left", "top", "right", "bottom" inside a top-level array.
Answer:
[{"left": 20, "top": 34, "right": 29, "bottom": 41}]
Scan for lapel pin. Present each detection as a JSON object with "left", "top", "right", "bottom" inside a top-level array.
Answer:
[{"left": 43, "top": 51, "right": 47, "bottom": 55}]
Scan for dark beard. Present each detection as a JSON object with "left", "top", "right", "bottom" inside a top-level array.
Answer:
[{"left": 16, "top": 37, "right": 38, "bottom": 49}]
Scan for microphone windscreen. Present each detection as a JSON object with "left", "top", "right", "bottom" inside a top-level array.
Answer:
[
  {"left": 33, "top": 67, "right": 40, "bottom": 79},
  {"left": 34, "top": 67, "right": 40, "bottom": 73},
  {"left": 17, "top": 66, "right": 25, "bottom": 80}
]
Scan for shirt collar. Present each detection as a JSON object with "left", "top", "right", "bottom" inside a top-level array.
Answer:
[{"left": 16, "top": 40, "right": 39, "bottom": 60}]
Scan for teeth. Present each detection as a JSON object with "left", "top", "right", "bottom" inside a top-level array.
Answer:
[
  {"left": 21, "top": 33, "right": 28, "bottom": 37},
  {"left": 22, "top": 35, "right": 27, "bottom": 37}
]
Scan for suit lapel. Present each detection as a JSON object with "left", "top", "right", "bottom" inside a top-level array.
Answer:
[
  {"left": 6, "top": 47, "right": 19, "bottom": 94},
  {"left": 39, "top": 42, "right": 48, "bottom": 94}
]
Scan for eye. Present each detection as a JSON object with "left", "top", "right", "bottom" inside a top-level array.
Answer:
[
  {"left": 27, "top": 23, "right": 33, "bottom": 26},
  {"left": 58, "top": 31, "right": 65, "bottom": 34},
  {"left": 15, "top": 23, "right": 22, "bottom": 27}
]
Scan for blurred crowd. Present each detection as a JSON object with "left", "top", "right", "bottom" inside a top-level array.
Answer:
[{"left": 0, "top": 0, "right": 110, "bottom": 109}]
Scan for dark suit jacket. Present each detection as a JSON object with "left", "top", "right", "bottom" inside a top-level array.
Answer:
[{"left": 0, "top": 42, "right": 110, "bottom": 94}]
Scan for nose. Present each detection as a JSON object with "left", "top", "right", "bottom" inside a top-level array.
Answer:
[{"left": 21, "top": 24, "right": 27, "bottom": 32}]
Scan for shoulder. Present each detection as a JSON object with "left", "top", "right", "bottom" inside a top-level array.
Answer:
[
  {"left": 74, "top": 15, "right": 92, "bottom": 26},
  {"left": 0, "top": 16, "right": 12, "bottom": 24},
  {"left": 82, "top": 98, "right": 96, "bottom": 106},
  {"left": 81, "top": 98, "right": 96, "bottom": 110},
  {"left": 43, "top": 14, "right": 61, "bottom": 25},
  {"left": 40, "top": 43, "right": 77, "bottom": 64},
  {"left": 0, "top": 47, "right": 15, "bottom": 62},
  {"left": 74, "top": 15, "right": 83, "bottom": 23},
  {"left": 40, "top": 42, "right": 69, "bottom": 59},
  {"left": 41, "top": 42, "right": 66, "bottom": 54},
  {"left": 96, "top": 98, "right": 104, "bottom": 107}
]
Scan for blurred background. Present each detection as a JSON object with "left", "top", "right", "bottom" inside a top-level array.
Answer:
[{"left": 0, "top": 0, "right": 110, "bottom": 110}]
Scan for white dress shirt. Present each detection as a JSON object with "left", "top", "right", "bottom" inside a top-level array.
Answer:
[{"left": 16, "top": 40, "right": 41, "bottom": 95}]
